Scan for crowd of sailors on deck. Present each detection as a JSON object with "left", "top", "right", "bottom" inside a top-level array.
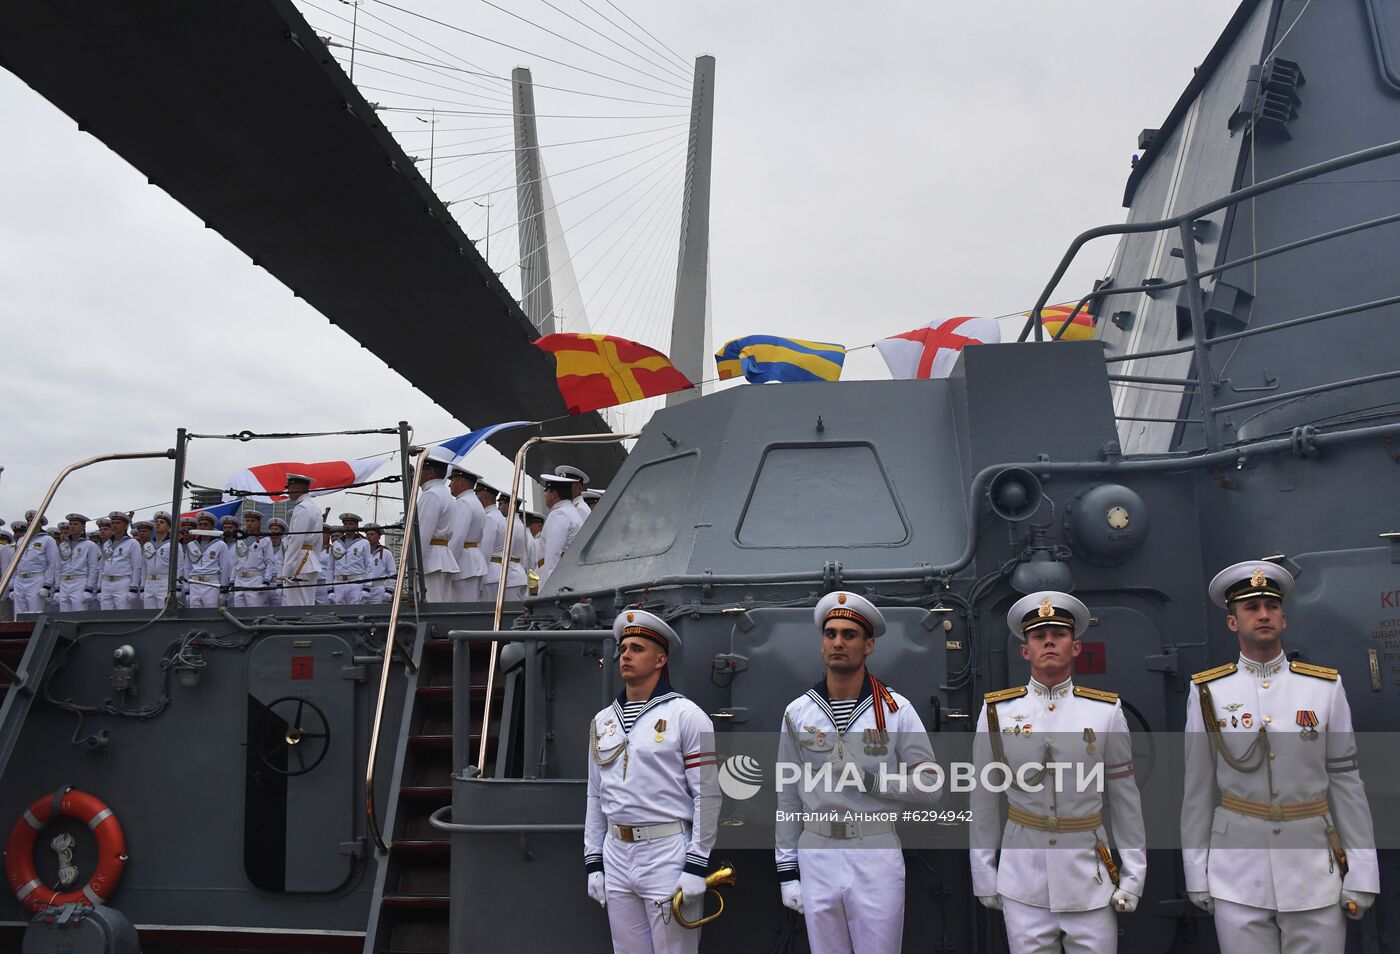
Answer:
[{"left": 0, "top": 458, "right": 602, "bottom": 619}]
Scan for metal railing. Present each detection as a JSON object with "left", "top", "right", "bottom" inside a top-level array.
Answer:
[
  {"left": 475, "top": 432, "right": 639, "bottom": 776},
  {"left": 1019, "top": 137, "right": 1400, "bottom": 449}
]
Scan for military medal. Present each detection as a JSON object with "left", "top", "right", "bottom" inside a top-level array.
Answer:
[
  {"left": 1297, "top": 709, "right": 1319, "bottom": 740},
  {"left": 654, "top": 718, "right": 667, "bottom": 743},
  {"left": 1083, "top": 727, "right": 1096, "bottom": 755},
  {"left": 1241, "top": 713, "right": 1253, "bottom": 729},
  {"left": 863, "top": 728, "right": 876, "bottom": 755},
  {"left": 1223, "top": 702, "right": 1243, "bottom": 712},
  {"left": 1230, "top": 715, "right": 1238, "bottom": 728}
]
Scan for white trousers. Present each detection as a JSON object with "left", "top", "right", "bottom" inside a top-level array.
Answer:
[
  {"left": 798, "top": 845, "right": 905, "bottom": 954},
  {"left": 233, "top": 585, "right": 268, "bottom": 608},
  {"left": 364, "top": 586, "right": 388, "bottom": 604},
  {"left": 1002, "top": 897, "right": 1117, "bottom": 954},
  {"left": 12, "top": 575, "right": 48, "bottom": 614},
  {"left": 603, "top": 830, "right": 700, "bottom": 954},
  {"left": 99, "top": 578, "right": 134, "bottom": 610},
  {"left": 334, "top": 581, "right": 363, "bottom": 605},
  {"left": 1213, "top": 899, "right": 1345, "bottom": 954},
  {"left": 58, "top": 577, "right": 91, "bottom": 612},
  {"left": 281, "top": 577, "right": 316, "bottom": 606},
  {"left": 451, "top": 576, "right": 483, "bottom": 603},
  {"left": 143, "top": 592, "right": 166, "bottom": 611},
  {"left": 186, "top": 578, "right": 222, "bottom": 609},
  {"left": 423, "top": 571, "right": 454, "bottom": 603}
]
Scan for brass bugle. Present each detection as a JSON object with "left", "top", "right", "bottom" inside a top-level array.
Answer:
[{"left": 671, "top": 864, "right": 737, "bottom": 929}]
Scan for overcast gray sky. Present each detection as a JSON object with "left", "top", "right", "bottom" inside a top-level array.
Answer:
[{"left": 0, "top": 1, "right": 1237, "bottom": 525}]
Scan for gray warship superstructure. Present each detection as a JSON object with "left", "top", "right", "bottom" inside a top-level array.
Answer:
[{"left": 3, "top": 0, "right": 1400, "bottom": 952}]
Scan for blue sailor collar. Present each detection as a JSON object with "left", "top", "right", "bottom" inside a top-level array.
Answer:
[
  {"left": 805, "top": 672, "right": 876, "bottom": 734},
  {"left": 610, "top": 678, "right": 682, "bottom": 731}
]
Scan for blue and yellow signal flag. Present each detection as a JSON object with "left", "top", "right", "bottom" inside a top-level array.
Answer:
[{"left": 714, "top": 335, "right": 847, "bottom": 384}]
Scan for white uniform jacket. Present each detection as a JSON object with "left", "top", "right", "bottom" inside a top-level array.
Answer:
[
  {"left": 501, "top": 514, "right": 528, "bottom": 588},
  {"left": 482, "top": 509, "right": 509, "bottom": 587},
  {"left": 142, "top": 538, "right": 173, "bottom": 594},
  {"left": 282, "top": 497, "right": 324, "bottom": 582},
  {"left": 574, "top": 497, "right": 592, "bottom": 520},
  {"left": 14, "top": 535, "right": 59, "bottom": 590},
  {"left": 448, "top": 494, "right": 486, "bottom": 582},
  {"left": 775, "top": 675, "right": 940, "bottom": 881},
  {"left": 537, "top": 500, "right": 575, "bottom": 586},
  {"left": 332, "top": 535, "right": 370, "bottom": 582},
  {"left": 232, "top": 538, "right": 272, "bottom": 590},
  {"left": 584, "top": 685, "right": 720, "bottom": 879},
  {"left": 970, "top": 678, "right": 1146, "bottom": 912},
  {"left": 1182, "top": 654, "right": 1379, "bottom": 912},
  {"left": 415, "top": 480, "right": 458, "bottom": 575},
  {"left": 185, "top": 539, "right": 230, "bottom": 586},
  {"left": 61, "top": 539, "right": 101, "bottom": 594},
  {"left": 365, "top": 544, "right": 397, "bottom": 600},
  {"left": 103, "top": 537, "right": 144, "bottom": 588}
]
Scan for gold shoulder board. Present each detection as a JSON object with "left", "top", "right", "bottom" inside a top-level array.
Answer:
[
  {"left": 1191, "top": 662, "right": 1237, "bottom": 685},
  {"left": 1290, "top": 661, "right": 1339, "bottom": 681},
  {"left": 984, "top": 686, "right": 1028, "bottom": 704},
  {"left": 1073, "top": 686, "right": 1118, "bottom": 704}
]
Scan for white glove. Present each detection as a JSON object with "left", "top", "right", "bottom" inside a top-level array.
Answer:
[
  {"left": 1111, "top": 889, "right": 1139, "bottom": 913},
  {"left": 675, "top": 872, "right": 707, "bottom": 904},
  {"left": 780, "top": 880, "right": 803, "bottom": 914},
  {"left": 1187, "top": 891, "right": 1214, "bottom": 914},
  {"left": 977, "top": 894, "right": 1004, "bottom": 911},
  {"left": 38, "top": 587, "right": 51, "bottom": 601},
  {"left": 586, "top": 871, "right": 606, "bottom": 907},
  {"left": 1341, "top": 888, "right": 1376, "bottom": 919}
]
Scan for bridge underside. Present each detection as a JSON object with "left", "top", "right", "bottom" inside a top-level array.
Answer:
[{"left": 0, "top": 0, "right": 625, "bottom": 478}]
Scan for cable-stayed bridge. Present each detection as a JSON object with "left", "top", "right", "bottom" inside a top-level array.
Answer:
[{"left": 0, "top": 0, "right": 713, "bottom": 483}]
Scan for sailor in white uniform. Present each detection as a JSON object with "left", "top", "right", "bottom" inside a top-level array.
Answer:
[
  {"left": 970, "top": 591, "right": 1146, "bottom": 954},
  {"left": 492, "top": 492, "right": 529, "bottom": 602},
  {"left": 0, "top": 527, "right": 14, "bottom": 617},
  {"left": 99, "top": 512, "right": 143, "bottom": 611},
  {"left": 585, "top": 608, "right": 720, "bottom": 954},
  {"left": 774, "top": 592, "right": 940, "bottom": 954},
  {"left": 231, "top": 510, "right": 271, "bottom": 608},
  {"left": 281, "top": 474, "right": 324, "bottom": 608},
  {"left": 10, "top": 517, "right": 59, "bottom": 617},
  {"left": 537, "top": 474, "right": 582, "bottom": 588},
  {"left": 1182, "top": 561, "right": 1379, "bottom": 954},
  {"left": 218, "top": 515, "right": 241, "bottom": 606},
  {"left": 362, "top": 523, "right": 397, "bottom": 603},
  {"left": 315, "top": 531, "right": 336, "bottom": 606},
  {"left": 264, "top": 517, "right": 288, "bottom": 607},
  {"left": 175, "top": 516, "right": 197, "bottom": 606},
  {"left": 141, "top": 512, "right": 175, "bottom": 610},
  {"left": 185, "top": 514, "right": 231, "bottom": 610},
  {"left": 556, "top": 465, "right": 592, "bottom": 520},
  {"left": 331, "top": 513, "right": 369, "bottom": 605},
  {"left": 415, "top": 446, "right": 459, "bottom": 602},
  {"left": 471, "top": 478, "right": 500, "bottom": 599},
  {"left": 447, "top": 466, "right": 486, "bottom": 602},
  {"left": 58, "top": 513, "right": 100, "bottom": 612}
]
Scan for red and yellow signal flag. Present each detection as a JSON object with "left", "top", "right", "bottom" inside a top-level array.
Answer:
[
  {"left": 1035, "top": 304, "right": 1095, "bottom": 341},
  {"left": 534, "top": 333, "right": 694, "bottom": 415}
]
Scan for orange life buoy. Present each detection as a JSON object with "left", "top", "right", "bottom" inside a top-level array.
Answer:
[{"left": 4, "top": 788, "right": 126, "bottom": 914}]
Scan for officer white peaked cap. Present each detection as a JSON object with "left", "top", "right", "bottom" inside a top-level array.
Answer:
[
  {"left": 450, "top": 466, "right": 479, "bottom": 481},
  {"left": 612, "top": 608, "right": 681, "bottom": 655},
  {"left": 582, "top": 488, "right": 605, "bottom": 502},
  {"left": 339, "top": 512, "right": 362, "bottom": 523},
  {"left": 425, "top": 446, "right": 456, "bottom": 467},
  {"left": 285, "top": 472, "right": 314, "bottom": 487},
  {"left": 66, "top": 513, "right": 89, "bottom": 524},
  {"left": 815, "top": 591, "right": 886, "bottom": 638},
  {"left": 1208, "top": 560, "right": 1295, "bottom": 609},
  {"left": 475, "top": 479, "right": 500, "bottom": 495},
  {"left": 555, "top": 465, "right": 590, "bottom": 484},
  {"left": 1007, "top": 591, "right": 1090, "bottom": 641},
  {"left": 538, "top": 473, "right": 573, "bottom": 489}
]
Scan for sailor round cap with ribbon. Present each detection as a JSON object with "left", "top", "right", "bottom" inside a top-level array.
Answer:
[
  {"left": 109, "top": 512, "right": 131, "bottom": 526},
  {"left": 242, "top": 510, "right": 263, "bottom": 523},
  {"left": 10, "top": 521, "right": 27, "bottom": 533},
  {"left": 95, "top": 516, "right": 111, "bottom": 527},
  {"left": 153, "top": 510, "right": 172, "bottom": 524},
  {"left": 65, "top": 513, "right": 89, "bottom": 524},
  {"left": 555, "top": 465, "right": 590, "bottom": 485},
  {"left": 1208, "top": 560, "right": 1294, "bottom": 608},
  {"left": 612, "top": 608, "right": 681, "bottom": 655},
  {"left": 178, "top": 515, "right": 198, "bottom": 527},
  {"left": 0, "top": 527, "right": 12, "bottom": 541},
  {"left": 24, "top": 510, "right": 47, "bottom": 527},
  {"left": 339, "top": 512, "right": 362, "bottom": 524},
  {"left": 285, "top": 472, "right": 314, "bottom": 488},
  {"left": 364, "top": 522, "right": 381, "bottom": 532},
  {"left": 220, "top": 514, "right": 240, "bottom": 526},
  {"left": 267, "top": 517, "right": 288, "bottom": 530},
  {"left": 194, "top": 511, "right": 217, "bottom": 526},
  {"left": 814, "top": 591, "right": 886, "bottom": 638},
  {"left": 1007, "top": 590, "right": 1090, "bottom": 640},
  {"left": 133, "top": 519, "right": 154, "bottom": 530}
]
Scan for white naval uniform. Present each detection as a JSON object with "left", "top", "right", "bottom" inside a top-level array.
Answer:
[
  {"left": 481, "top": 508, "right": 513, "bottom": 602},
  {"left": 416, "top": 479, "right": 458, "bottom": 602},
  {"left": 281, "top": 497, "right": 323, "bottom": 608},
  {"left": 585, "top": 685, "right": 720, "bottom": 954},
  {"left": 574, "top": 496, "right": 592, "bottom": 520},
  {"left": 331, "top": 535, "right": 369, "bottom": 605},
  {"left": 231, "top": 537, "right": 272, "bottom": 608},
  {"left": 448, "top": 493, "right": 486, "bottom": 602},
  {"left": 141, "top": 537, "right": 174, "bottom": 609},
  {"left": 315, "top": 550, "right": 335, "bottom": 605},
  {"left": 1183, "top": 654, "right": 1378, "bottom": 954},
  {"left": 537, "top": 499, "right": 578, "bottom": 588},
  {"left": 775, "top": 676, "right": 940, "bottom": 954},
  {"left": 264, "top": 542, "right": 286, "bottom": 606},
  {"left": 12, "top": 534, "right": 60, "bottom": 616},
  {"left": 58, "top": 538, "right": 101, "bottom": 612},
  {"left": 99, "top": 535, "right": 143, "bottom": 610},
  {"left": 185, "top": 539, "right": 230, "bottom": 609},
  {"left": 364, "top": 544, "right": 397, "bottom": 603},
  {"left": 970, "top": 678, "right": 1146, "bottom": 954},
  {"left": 0, "top": 542, "right": 13, "bottom": 617},
  {"left": 499, "top": 513, "right": 529, "bottom": 601}
]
